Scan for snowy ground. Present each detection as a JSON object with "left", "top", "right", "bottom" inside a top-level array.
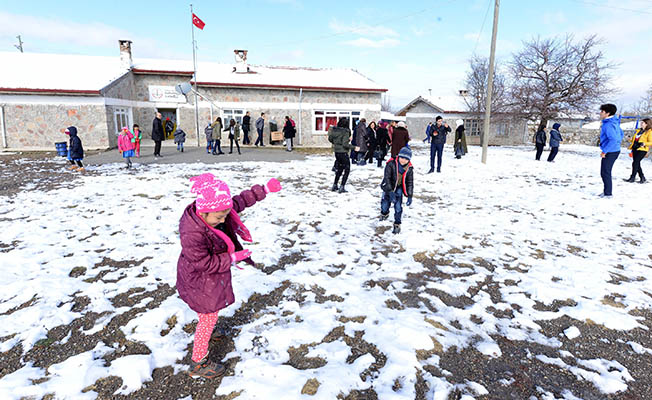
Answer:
[{"left": 1, "top": 144, "right": 651, "bottom": 400}]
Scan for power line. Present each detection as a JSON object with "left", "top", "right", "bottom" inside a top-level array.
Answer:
[
  {"left": 472, "top": 0, "right": 493, "bottom": 55},
  {"left": 568, "top": 0, "right": 652, "bottom": 14}
]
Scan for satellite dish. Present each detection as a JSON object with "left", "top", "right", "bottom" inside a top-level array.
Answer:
[{"left": 175, "top": 82, "right": 193, "bottom": 95}]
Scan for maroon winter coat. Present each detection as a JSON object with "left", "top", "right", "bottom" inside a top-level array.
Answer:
[
  {"left": 176, "top": 184, "right": 267, "bottom": 314},
  {"left": 390, "top": 127, "right": 410, "bottom": 158}
]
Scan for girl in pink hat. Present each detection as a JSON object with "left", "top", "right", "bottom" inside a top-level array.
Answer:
[
  {"left": 117, "top": 127, "right": 135, "bottom": 168},
  {"left": 177, "top": 173, "right": 282, "bottom": 379}
]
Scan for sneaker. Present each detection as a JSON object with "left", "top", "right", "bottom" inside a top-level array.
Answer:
[
  {"left": 331, "top": 184, "right": 339, "bottom": 192},
  {"left": 598, "top": 193, "right": 612, "bottom": 198},
  {"left": 623, "top": 178, "right": 635, "bottom": 183},
  {"left": 77, "top": 167, "right": 85, "bottom": 172},
  {"left": 392, "top": 223, "right": 401, "bottom": 234},
  {"left": 188, "top": 358, "right": 225, "bottom": 379},
  {"left": 68, "top": 165, "right": 77, "bottom": 170},
  {"left": 640, "top": 178, "right": 647, "bottom": 184},
  {"left": 379, "top": 213, "right": 389, "bottom": 221},
  {"left": 427, "top": 169, "right": 434, "bottom": 174}
]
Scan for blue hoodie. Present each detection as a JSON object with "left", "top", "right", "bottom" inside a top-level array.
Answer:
[{"left": 599, "top": 116, "right": 624, "bottom": 153}]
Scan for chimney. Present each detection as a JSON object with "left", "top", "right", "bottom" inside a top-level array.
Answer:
[
  {"left": 119, "top": 40, "right": 133, "bottom": 70},
  {"left": 233, "top": 49, "right": 249, "bottom": 73}
]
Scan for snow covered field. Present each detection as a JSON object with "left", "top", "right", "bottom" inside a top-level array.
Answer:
[{"left": 1, "top": 144, "right": 651, "bottom": 399}]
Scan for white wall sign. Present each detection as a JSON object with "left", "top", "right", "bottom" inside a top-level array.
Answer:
[{"left": 148, "top": 85, "right": 186, "bottom": 103}]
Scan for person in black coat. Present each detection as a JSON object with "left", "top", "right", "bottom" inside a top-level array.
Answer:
[
  {"left": 242, "top": 111, "right": 251, "bottom": 145},
  {"left": 65, "top": 126, "right": 84, "bottom": 171},
  {"left": 364, "top": 121, "right": 378, "bottom": 164},
  {"left": 428, "top": 116, "right": 451, "bottom": 173},
  {"left": 375, "top": 123, "right": 390, "bottom": 167},
  {"left": 152, "top": 112, "right": 164, "bottom": 157},
  {"left": 380, "top": 146, "right": 414, "bottom": 234},
  {"left": 282, "top": 116, "right": 296, "bottom": 151},
  {"left": 534, "top": 128, "right": 546, "bottom": 161}
]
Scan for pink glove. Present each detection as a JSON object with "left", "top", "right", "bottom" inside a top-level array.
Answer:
[
  {"left": 264, "top": 178, "right": 282, "bottom": 193},
  {"left": 231, "top": 249, "right": 252, "bottom": 263}
]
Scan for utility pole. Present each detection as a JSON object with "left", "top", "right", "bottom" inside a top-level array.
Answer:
[
  {"left": 481, "top": 0, "right": 500, "bottom": 164},
  {"left": 15, "top": 35, "right": 24, "bottom": 53},
  {"left": 190, "top": 4, "right": 200, "bottom": 147}
]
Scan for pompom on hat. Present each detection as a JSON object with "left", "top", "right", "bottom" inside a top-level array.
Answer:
[{"left": 189, "top": 173, "right": 233, "bottom": 212}]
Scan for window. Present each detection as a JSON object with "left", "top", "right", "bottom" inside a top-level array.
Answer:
[
  {"left": 465, "top": 119, "right": 482, "bottom": 136},
  {"left": 314, "top": 110, "right": 362, "bottom": 133},
  {"left": 223, "top": 109, "right": 245, "bottom": 125},
  {"left": 114, "top": 107, "right": 130, "bottom": 135},
  {"left": 495, "top": 122, "right": 509, "bottom": 136}
]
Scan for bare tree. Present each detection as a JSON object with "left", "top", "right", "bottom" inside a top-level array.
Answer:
[
  {"left": 508, "top": 34, "right": 617, "bottom": 131},
  {"left": 635, "top": 83, "right": 652, "bottom": 115},
  {"left": 381, "top": 94, "right": 392, "bottom": 112},
  {"left": 462, "top": 55, "right": 508, "bottom": 113}
]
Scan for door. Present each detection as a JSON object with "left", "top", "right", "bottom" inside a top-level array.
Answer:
[{"left": 158, "top": 108, "right": 177, "bottom": 140}]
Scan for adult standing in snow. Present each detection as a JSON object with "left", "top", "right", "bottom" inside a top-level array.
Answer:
[
  {"left": 598, "top": 103, "right": 624, "bottom": 198},
  {"left": 211, "top": 117, "right": 225, "bottom": 155},
  {"left": 364, "top": 121, "right": 378, "bottom": 165},
  {"left": 354, "top": 119, "right": 368, "bottom": 165},
  {"left": 227, "top": 119, "right": 242, "bottom": 155},
  {"left": 534, "top": 127, "right": 547, "bottom": 161},
  {"left": 547, "top": 123, "right": 563, "bottom": 162},
  {"left": 428, "top": 116, "right": 451, "bottom": 173},
  {"left": 328, "top": 117, "right": 353, "bottom": 193},
  {"left": 255, "top": 113, "right": 265, "bottom": 147},
  {"left": 390, "top": 122, "right": 410, "bottom": 158},
  {"left": 283, "top": 116, "right": 295, "bottom": 151},
  {"left": 625, "top": 118, "right": 651, "bottom": 183},
  {"left": 152, "top": 112, "right": 164, "bottom": 158},
  {"left": 375, "top": 122, "right": 390, "bottom": 167},
  {"left": 242, "top": 111, "right": 251, "bottom": 145},
  {"left": 177, "top": 173, "right": 282, "bottom": 378},
  {"left": 454, "top": 119, "right": 467, "bottom": 159}
]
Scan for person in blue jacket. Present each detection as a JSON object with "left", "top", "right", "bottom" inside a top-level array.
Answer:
[
  {"left": 598, "top": 103, "right": 624, "bottom": 197},
  {"left": 65, "top": 126, "right": 84, "bottom": 171},
  {"left": 547, "top": 123, "right": 563, "bottom": 162}
]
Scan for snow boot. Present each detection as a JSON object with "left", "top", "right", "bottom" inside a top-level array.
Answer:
[
  {"left": 379, "top": 213, "right": 389, "bottom": 221},
  {"left": 392, "top": 223, "right": 401, "bottom": 234},
  {"left": 338, "top": 185, "right": 347, "bottom": 193},
  {"left": 188, "top": 357, "right": 225, "bottom": 379},
  {"left": 624, "top": 177, "right": 636, "bottom": 183},
  {"left": 331, "top": 183, "right": 339, "bottom": 192}
]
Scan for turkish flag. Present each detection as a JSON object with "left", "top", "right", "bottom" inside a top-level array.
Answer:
[{"left": 192, "top": 13, "right": 205, "bottom": 30}]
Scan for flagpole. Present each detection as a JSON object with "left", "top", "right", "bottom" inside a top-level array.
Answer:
[{"left": 190, "top": 3, "right": 200, "bottom": 147}]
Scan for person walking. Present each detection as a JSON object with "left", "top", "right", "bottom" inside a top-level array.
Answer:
[
  {"left": 328, "top": 117, "right": 353, "bottom": 193},
  {"left": 152, "top": 112, "right": 164, "bottom": 158},
  {"left": 428, "top": 116, "right": 451, "bottom": 173},
  {"left": 364, "top": 121, "right": 378, "bottom": 165},
  {"left": 242, "top": 111, "right": 251, "bottom": 145},
  {"left": 65, "top": 126, "right": 85, "bottom": 171},
  {"left": 390, "top": 122, "right": 410, "bottom": 158},
  {"left": 132, "top": 124, "right": 142, "bottom": 158},
  {"left": 380, "top": 146, "right": 414, "bottom": 235},
  {"left": 535, "top": 127, "right": 546, "bottom": 160},
  {"left": 375, "top": 122, "right": 390, "bottom": 167},
  {"left": 226, "top": 119, "right": 241, "bottom": 155},
  {"left": 454, "top": 119, "right": 467, "bottom": 159},
  {"left": 255, "top": 113, "right": 265, "bottom": 147},
  {"left": 624, "top": 118, "right": 651, "bottom": 183},
  {"left": 423, "top": 122, "right": 433, "bottom": 143},
  {"left": 164, "top": 117, "right": 175, "bottom": 140},
  {"left": 211, "top": 117, "right": 224, "bottom": 155},
  {"left": 205, "top": 121, "right": 215, "bottom": 154},
  {"left": 283, "top": 116, "right": 295, "bottom": 152},
  {"left": 118, "top": 126, "right": 135, "bottom": 168},
  {"left": 174, "top": 128, "right": 186, "bottom": 152},
  {"left": 354, "top": 119, "right": 368, "bottom": 165},
  {"left": 598, "top": 103, "right": 624, "bottom": 197},
  {"left": 547, "top": 123, "right": 563, "bottom": 162}
]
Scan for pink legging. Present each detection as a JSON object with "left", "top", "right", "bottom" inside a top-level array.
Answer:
[{"left": 191, "top": 311, "right": 219, "bottom": 362}]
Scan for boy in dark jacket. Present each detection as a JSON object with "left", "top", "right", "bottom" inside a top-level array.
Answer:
[
  {"left": 328, "top": 117, "right": 353, "bottom": 193},
  {"left": 380, "top": 146, "right": 414, "bottom": 234},
  {"left": 174, "top": 128, "right": 186, "bottom": 152},
  {"left": 65, "top": 126, "right": 84, "bottom": 171}
]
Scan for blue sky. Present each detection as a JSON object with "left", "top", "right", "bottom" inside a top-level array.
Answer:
[{"left": 1, "top": 0, "right": 651, "bottom": 111}]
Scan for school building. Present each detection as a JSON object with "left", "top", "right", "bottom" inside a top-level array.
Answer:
[{"left": 0, "top": 41, "right": 386, "bottom": 150}]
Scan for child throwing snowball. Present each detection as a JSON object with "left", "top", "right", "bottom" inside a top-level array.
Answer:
[
  {"left": 117, "top": 127, "right": 135, "bottom": 169},
  {"left": 177, "top": 173, "right": 282, "bottom": 378}
]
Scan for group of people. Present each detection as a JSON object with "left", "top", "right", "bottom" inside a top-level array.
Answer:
[
  {"left": 534, "top": 123, "right": 563, "bottom": 162},
  {"left": 423, "top": 117, "right": 468, "bottom": 173},
  {"left": 117, "top": 125, "right": 143, "bottom": 168}
]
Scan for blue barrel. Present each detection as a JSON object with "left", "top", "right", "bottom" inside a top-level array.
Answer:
[{"left": 55, "top": 142, "right": 68, "bottom": 157}]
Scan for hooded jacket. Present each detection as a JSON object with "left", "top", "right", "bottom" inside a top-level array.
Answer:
[
  {"left": 117, "top": 131, "right": 135, "bottom": 152},
  {"left": 549, "top": 129, "right": 562, "bottom": 148},
  {"left": 600, "top": 116, "right": 624, "bottom": 153},
  {"left": 328, "top": 126, "right": 352, "bottom": 153},
  {"left": 176, "top": 184, "right": 267, "bottom": 314},
  {"left": 67, "top": 126, "right": 84, "bottom": 160},
  {"left": 381, "top": 157, "right": 414, "bottom": 197}
]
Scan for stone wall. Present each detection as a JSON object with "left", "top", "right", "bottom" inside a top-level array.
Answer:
[
  {"left": 2, "top": 102, "right": 109, "bottom": 150},
  {"left": 101, "top": 73, "right": 136, "bottom": 100}
]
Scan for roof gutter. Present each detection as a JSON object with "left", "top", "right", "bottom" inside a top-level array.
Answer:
[
  {"left": 0, "top": 88, "right": 101, "bottom": 96},
  {"left": 132, "top": 68, "right": 194, "bottom": 76},
  {"left": 194, "top": 81, "right": 387, "bottom": 93}
]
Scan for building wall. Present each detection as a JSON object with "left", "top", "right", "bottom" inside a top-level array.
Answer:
[{"left": 2, "top": 102, "right": 110, "bottom": 150}]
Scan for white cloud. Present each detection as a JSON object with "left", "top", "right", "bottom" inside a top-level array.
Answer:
[
  {"left": 543, "top": 11, "right": 567, "bottom": 25},
  {"left": 329, "top": 20, "right": 399, "bottom": 38},
  {"left": 342, "top": 38, "right": 400, "bottom": 48}
]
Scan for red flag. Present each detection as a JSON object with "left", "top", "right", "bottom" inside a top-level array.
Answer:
[{"left": 192, "top": 13, "right": 205, "bottom": 30}]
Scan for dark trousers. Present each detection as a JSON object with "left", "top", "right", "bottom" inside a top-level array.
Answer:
[
  {"left": 547, "top": 146, "right": 559, "bottom": 162},
  {"left": 213, "top": 139, "right": 223, "bottom": 154},
  {"left": 630, "top": 151, "right": 647, "bottom": 180},
  {"left": 242, "top": 128, "right": 250, "bottom": 144},
  {"left": 154, "top": 140, "right": 162, "bottom": 156},
  {"left": 255, "top": 129, "right": 264, "bottom": 146},
  {"left": 430, "top": 142, "right": 444, "bottom": 171},
  {"left": 230, "top": 138, "right": 241, "bottom": 154},
  {"left": 334, "top": 152, "right": 350, "bottom": 187},
  {"left": 381, "top": 190, "right": 403, "bottom": 224},
  {"left": 600, "top": 151, "right": 620, "bottom": 195},
  {"left": 69, "top": 159, "right": 83, "bottom": 167},
  {"left": 535, "top": 143, "right": 544, "bottom": 160}
]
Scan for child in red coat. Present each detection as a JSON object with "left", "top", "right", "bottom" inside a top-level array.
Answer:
[{"left": 177, "top": 173, "right": 282, "bottom": 378}]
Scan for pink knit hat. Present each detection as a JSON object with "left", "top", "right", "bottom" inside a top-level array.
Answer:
[{"left": 189, "top": 173, "right": 233, "bottom": 212}]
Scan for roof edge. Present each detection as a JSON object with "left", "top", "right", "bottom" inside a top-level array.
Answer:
[
  {"left": 0, "top": 87, "right": 101, "bottom": 96},
  {"left": 132, "top": 68, "right": 194, "bottom": 76},
  {"left": 194, "top": 81, "right": 387, "bottom": 93}
]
